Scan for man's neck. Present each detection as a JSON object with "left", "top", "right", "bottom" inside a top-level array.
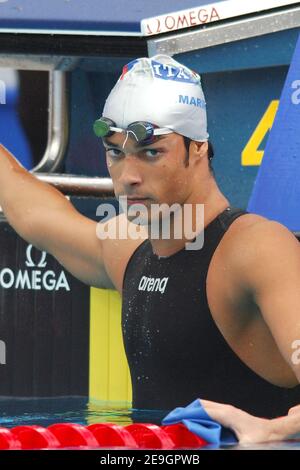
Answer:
[{"left": 149, "top": 184, "right": 230, "bottom": 258}]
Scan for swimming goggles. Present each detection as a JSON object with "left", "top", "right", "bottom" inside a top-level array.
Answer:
[{"left": 93, "top": 117, "right": 173, "bottom": 145}]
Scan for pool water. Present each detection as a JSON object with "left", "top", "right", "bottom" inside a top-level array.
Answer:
[
  {"left": 1, "top": 397, "right": 300, "bottom": 450},
  {"left": 0, "top": 397, "right": 168, "bottom": 429}
]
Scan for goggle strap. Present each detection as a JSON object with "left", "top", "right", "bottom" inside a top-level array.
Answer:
[
  {"left": 153, "top": 128, "right": 173, "bottom": 136},
  {"left": 110, "top": 126, "right": 124, "bottom": 133},
  {"left": 109, "top": 126, "right": 172, "bottom": 136}
]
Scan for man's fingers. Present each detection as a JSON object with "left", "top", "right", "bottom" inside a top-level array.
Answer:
[
  {"left": 200, "top": 398, "right": 276, "bottom": 444},
  {"left": 200, "top": 399, "right": 237, "bottom": 429}
]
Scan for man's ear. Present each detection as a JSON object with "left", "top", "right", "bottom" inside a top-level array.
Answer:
[{"left": 190, "top": 141, "right": 208, "bottom": 162}]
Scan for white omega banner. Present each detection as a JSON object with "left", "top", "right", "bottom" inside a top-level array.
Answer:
[{"left": 141, "top": 0, "right": 300, "bottom": 36}]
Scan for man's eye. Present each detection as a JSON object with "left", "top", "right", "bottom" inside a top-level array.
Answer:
[
  {"left": 106, "top": 148, "right": 123, "bottom": 158},
  {"left": 144, "top": 149, "right": 161, "bottom": 158}
]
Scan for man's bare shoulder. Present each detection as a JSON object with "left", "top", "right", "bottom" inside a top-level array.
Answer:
[
  {"left": 218, "top": 212, "right": 300, "bottom": 283},
  {"left": 100, "top": 213, "right": 148, "bottom": 292},
  {"left": 224, "top": 212, "right": 298, "bottom": 250}
]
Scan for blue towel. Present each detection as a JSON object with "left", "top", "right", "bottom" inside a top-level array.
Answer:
[{"left": 162, "top": 399, "right": 238, "bottom": 446}]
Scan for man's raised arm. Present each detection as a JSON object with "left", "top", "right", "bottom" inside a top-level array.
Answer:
[{"left": 0, "top": 144, "right": 114, "bottom": 288}]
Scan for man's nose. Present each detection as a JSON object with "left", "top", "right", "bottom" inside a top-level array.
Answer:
[{"left": 118, "top": 155, "right": 143, "bottom": 187}]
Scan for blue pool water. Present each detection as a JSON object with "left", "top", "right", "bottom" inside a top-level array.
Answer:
[
  {"left": 0, "top": 397, "right": 167, "bottom": 429},
  {"left": 1, "top": 397, "right": 300, "bottom": 450}
]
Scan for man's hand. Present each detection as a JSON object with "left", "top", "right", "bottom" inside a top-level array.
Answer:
[{"left": 200, "top": 399, "right": 300, "bottom": 444}]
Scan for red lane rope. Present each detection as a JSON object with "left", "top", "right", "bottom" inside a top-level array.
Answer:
[{"left": 0, "top": 423, "right": 207, "bottom": 450}]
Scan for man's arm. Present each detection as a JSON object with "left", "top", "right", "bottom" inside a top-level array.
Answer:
[
  {"left": 0, "top": 144, "right": 114, "bottom": 288},
  {"left": 230, "top": 219, "right": 300, "bottom": 382},
  {"left": 200, "top": 399, "right": 300, "bottom": 444},
  {"left": 201, "top": 218, "right": 300, "bottom": 444}
]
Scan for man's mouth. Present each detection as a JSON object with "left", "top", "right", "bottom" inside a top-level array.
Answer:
[
  {"left": 119, "top": 196, "right": 150, "bottom": 205},
  {"left": 127, "top": 198, "right": 149, "bottom": 205}
]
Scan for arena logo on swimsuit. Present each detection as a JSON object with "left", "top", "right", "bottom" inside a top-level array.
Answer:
[
  {"left": 138, "top": 275, "right": 169, "bottom": 294},
  {"left": 0, "top": 244, "right": 70, "bottom": 291}
]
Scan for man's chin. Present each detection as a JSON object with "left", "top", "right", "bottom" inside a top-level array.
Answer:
[{"left": 125, "top": 213, "right": 150, "bottom": 226}]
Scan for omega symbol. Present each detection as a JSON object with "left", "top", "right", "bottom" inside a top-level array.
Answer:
[{"left": 25, "top": 244, "right": 47, "bottom": 268}]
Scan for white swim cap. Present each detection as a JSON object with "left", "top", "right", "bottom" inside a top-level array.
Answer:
[{"left": 102, "top": 55, "right": 209, "bottom": 142}]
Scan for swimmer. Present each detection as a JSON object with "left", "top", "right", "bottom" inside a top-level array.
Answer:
[{"left": 1, "top": 55, "right": 300, "bottom": 443}]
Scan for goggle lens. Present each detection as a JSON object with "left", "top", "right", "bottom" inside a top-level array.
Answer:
[
  {"left": 93, "top": 117, "right": 115, "bottom": 138},
  {"left": 126, "top": 122, "right": 155, "bottom": 144},
  {"left": 93, "top": 117, "right": 171, "bottom": 144}
]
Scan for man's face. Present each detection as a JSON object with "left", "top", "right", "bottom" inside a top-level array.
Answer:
[{"left": 102, "top": 131, "right": 193, "bottom": 225}]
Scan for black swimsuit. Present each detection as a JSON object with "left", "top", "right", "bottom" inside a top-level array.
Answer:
[{"left": 122, "top": 207, "right": 300, "bottom": 418}]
